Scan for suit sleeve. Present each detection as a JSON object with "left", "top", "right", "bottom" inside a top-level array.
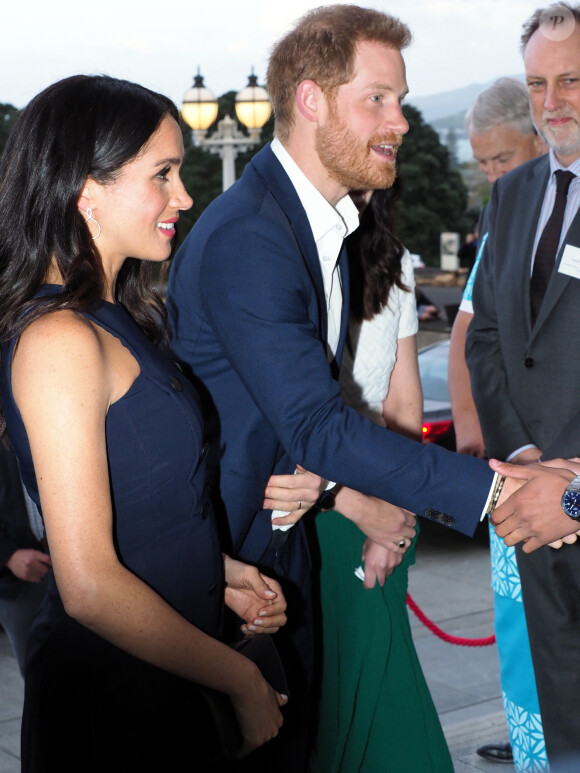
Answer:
[
  {"left": 543, "top": 410, "right": 580, "bottom": 460},
  {"left": 193, "top": 215, "right": 493, "bottom": 536},
  {"left": 465, "top": 186, "right": 535, "bottom": 460}
]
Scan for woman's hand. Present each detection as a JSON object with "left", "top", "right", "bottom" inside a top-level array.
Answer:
[
  {"left": 338, "top": 490, "right": 417, "bottom": 550},
  {"left": 230, "top": 666, "right": 288, "bottom": 757},
  {"left": 224, "top": 556, "right": 287, "bottom": 634},
  {"left": 6, "top": 549, "right": 51, "bottom": 582},
  {"left": 361, "top": 538, "right": 402, "bottom": 588},
  {"left": 265, "top": 465, "right": 325, "bottom": 526}
]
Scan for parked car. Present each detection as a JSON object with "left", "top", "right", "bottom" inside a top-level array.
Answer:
[{"left": 417, "top": 338, "right": 455, "bottom": 450}]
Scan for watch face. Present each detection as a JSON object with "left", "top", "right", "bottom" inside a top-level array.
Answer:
[
  {"left": 317, "top": 490, "right": 336, "bottom": 512},
  {"left": 562, "top": 490, "right": 580, "bottom": 519}
]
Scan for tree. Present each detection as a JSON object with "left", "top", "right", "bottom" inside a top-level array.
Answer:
[{"left": 395, "top": 105, "right": 471, "bottom": 265}]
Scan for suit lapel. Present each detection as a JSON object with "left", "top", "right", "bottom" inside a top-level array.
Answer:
[
  {"left": 251, "top": 145, "right": 329, "bottom": 344},
  {"left": 532, "top": 207, "right": 580, "bottom": 335},
  {"left": 336, "top": 244, "right": 350, "bottom": 365}
]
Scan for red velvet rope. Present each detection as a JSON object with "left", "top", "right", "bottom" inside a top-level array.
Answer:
[{"left": 406, "top": 593, "right": 496, "bottom": 647}]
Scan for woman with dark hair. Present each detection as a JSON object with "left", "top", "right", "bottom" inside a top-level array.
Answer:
[
  {"left": 0, "top": 74, "right": 293, "bottom": 772},
  {"left": 312, "top": 188, "right": 453, "bottom": 773}
]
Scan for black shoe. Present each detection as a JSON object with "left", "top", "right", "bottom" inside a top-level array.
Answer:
[{"left": 476, "top": 742, "right": 513, "bottom": 763}]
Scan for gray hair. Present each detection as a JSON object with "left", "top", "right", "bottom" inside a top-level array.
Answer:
[
  {"left": 521, "top": 3, "right": 580, "bottom": 51},
  {"left": 465, "top": 77, "right": 534, "bottom": 136}
]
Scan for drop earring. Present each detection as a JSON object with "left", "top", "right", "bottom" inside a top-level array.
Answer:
[{"left": 84, "top": 207, "right": 101, "bottom": 240}]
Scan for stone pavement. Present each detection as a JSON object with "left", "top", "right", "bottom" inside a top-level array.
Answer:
[
  {"left": 410, "top": 520, "right": 512, "bottom": 772},
  {"left": 0, "top": 520, "right": 511, "bottom": 772}
]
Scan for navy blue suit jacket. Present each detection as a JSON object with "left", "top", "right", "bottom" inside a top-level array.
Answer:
[{"left": 167, "top": 144, "right": 494, "bottom": 565}]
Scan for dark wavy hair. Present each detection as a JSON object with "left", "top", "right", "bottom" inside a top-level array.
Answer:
[
  {"left": 0, "top": 74, "right": 179, "bottom": 353},
  {"left": 346, "top": 184, "right": 408, "bottom": 323}
]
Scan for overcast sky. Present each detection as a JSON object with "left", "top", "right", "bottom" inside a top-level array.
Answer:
[{"left": 2, "top": 0, "right": 545, "bottom": 110}]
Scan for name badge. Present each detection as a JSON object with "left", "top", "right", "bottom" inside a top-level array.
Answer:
[{"left": 558, "top": 244, "right": 580, "bottom": 279}]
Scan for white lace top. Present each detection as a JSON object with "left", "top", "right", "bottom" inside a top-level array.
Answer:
[{"left": 339, "top": 249, "right": 418, "bottom": 423}]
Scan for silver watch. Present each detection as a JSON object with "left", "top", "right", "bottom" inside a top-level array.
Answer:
[{"left": 561, "top": 474, "right": 580, "bottom": 520}]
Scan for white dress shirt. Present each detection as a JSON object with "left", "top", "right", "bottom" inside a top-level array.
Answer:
[
  {"left": 271, "top": 137, "right": 359, "bottom": 359},
  {"left": 269, "top": 138, "right": 359, "bottom": 528}
]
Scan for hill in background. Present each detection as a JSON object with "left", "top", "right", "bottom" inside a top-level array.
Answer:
[{"left": 408, "top": 74, "right": 525, "bottom": 162}]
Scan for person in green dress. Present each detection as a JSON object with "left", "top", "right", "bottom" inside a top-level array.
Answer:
[{"left": 311, "top": 188, "right": 453, "bottom": 773}]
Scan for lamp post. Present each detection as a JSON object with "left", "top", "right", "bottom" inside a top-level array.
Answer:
[{"left": 181, "top": 71, "right": 272, "bottom": 192}]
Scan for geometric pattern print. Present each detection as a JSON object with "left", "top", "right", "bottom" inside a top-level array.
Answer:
[
  {"left": 503, "top": 692, "right": 549, "bottom": 772},
  {"left": 489, "top": 520, "right": 523, "bottom": 601}
]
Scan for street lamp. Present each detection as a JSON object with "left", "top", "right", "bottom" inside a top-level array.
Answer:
[
  {"left": 181, "top": 71, "right": 219, "bottom": 145},
  {"left": 181, "top": 70, "right": 272, "bottom": 191},
  {"left": 235, "top": 72, "right": 272, "bottom": 142}
]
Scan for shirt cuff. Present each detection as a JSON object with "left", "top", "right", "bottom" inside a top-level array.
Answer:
[
  {"left": 506, "top": 444, "right": 538, "bottom": 462},
  {"left": 271, "top": 477, "right": 335, "bottom": 531},
  {"left": 481, "top": 472, "right": 500, "bottom": 521}
]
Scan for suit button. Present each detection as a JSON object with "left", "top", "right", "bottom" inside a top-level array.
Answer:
[
  {"left": 169, "top": 376, "right": 183, "bottom": 391},
  {"left": 424, "top": 507, "right": 441, "bottom": 521},
  {"left": 443, "top": 515, "right": 455, "bottom": 526},
  {"left": 200, "top": 503, "right": 210, "bottom": 520},
  {"left": 524, "top": 357, "right": 535, "bottom": 369}
]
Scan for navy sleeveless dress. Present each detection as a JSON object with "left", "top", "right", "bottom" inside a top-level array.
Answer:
[{"left": 1, "top": 288, "right": 228, "bottom": 772}]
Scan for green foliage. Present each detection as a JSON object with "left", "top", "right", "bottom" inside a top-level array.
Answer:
[{"left": 395, "top": 104, "right": 471, "bottom": 265}]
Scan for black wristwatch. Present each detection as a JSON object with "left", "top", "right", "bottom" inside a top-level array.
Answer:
[
  {"left": 561, "top": 475, "right": 580, "bottom": 520},
  {"left": 315, "top": 484, "right": 341, "bottom": 512}
]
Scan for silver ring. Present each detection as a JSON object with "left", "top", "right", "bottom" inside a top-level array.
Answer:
[
  {"left": 298, "top": 500, "right": 302, "bottom": 510},
  {"left": 398, "top": 538, "right": 406, "bottom": 549}
]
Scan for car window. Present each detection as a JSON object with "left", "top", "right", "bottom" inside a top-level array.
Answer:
[{"left": 418, "top": 341, "right": 450, "bottom": 403}]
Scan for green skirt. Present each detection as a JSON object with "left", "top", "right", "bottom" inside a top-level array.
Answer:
[{"left": 311, "top": 511, "right": 453, "bottom": 773}]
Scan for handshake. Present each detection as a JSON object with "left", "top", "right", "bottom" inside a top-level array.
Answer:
[{"left": 490, "top": 456, "right": 580, "bottom": 553}]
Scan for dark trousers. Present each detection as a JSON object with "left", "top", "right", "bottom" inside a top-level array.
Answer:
[{"left": 516, "top": 542, "right": 580, "bottom": 772}]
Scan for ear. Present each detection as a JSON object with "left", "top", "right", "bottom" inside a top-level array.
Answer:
[
  {"left": 296, "top": 80, "right": 324, "bottom": 124},
  {"left": 77, "top": 179, "right": 94, "bottom": 215}
]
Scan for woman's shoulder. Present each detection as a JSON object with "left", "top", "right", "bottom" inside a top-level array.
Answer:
[
  {"left": 17, "top": 308, "right": 101, "bottom": 357},
  {"left": 399, "top": 249, "right": 416, "bottom": 289},
  {"left": 13, "top": 309, "right": 107, "bottom": 393}
]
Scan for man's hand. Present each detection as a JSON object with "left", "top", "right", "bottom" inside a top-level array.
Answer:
[
  {"left": 533, "top": 458, "right": 580, "bottom": 548},
  {"left": 507, "top": 447, "right": 565, "bottom": 547},
  {"left": 490, "top": 458, "right": 579, "bottom": 552},
  {"left": 223, "top": 555, "right": 287, "bottom": 634},
  {"left": 6, "top": 549, "right": 51, "bottom": 582},
  {"left": 361, "top": 538, "right": 402, "bottom": 588},
  {"left": 265, "top": 466, "right": 325, "bottom": 526}
]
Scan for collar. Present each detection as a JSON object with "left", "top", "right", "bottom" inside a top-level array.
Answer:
[{"left": 271, "top": 137, "right": 359, "bottom": 242}]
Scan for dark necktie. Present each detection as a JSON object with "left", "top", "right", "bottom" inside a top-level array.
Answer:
[{"left": 530, "top": 169, "right": 576, "bottom": 324}]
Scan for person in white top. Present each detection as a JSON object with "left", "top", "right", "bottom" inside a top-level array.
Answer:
[{"left": 312, "top": 188, "right": 453, "bottom": 773}]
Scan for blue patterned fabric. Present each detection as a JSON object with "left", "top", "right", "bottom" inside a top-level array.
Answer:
[{"left": 489, "top": 522, "right": 548, "bottom": 771}]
